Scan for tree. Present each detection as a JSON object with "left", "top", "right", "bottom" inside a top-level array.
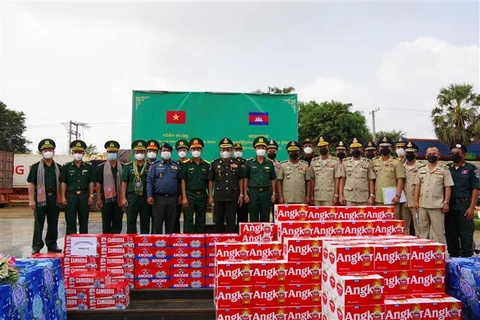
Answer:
[
  {"left": 86, "top": 144, "right": 98, "bottom": 155},
  {"left": 374, "top": 130, "right": 408, "bottom": 144},
  {"left": 298, "top": 100, "right": 371, "bottom": 145},
  {"left": 252, "top": 86, "right": 295, "bottom": 94},
  {"left": 0, "top": 101, "right": 30, "bottom": 153},
  {"left": 431, "top": 83, "right": 480, "bottom": 146}
]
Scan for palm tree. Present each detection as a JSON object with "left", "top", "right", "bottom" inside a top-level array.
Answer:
[{"left": 431, "top": 84, "right": 480, "bottom": 146}]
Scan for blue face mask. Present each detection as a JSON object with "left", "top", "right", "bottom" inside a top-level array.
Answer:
[{"left": 107, "top": 153, "right": 117, "bottom": 161}]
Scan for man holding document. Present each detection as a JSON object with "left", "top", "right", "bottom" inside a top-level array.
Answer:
[{"left": 372, "top": 136, "right": 406, "bottom": 218}]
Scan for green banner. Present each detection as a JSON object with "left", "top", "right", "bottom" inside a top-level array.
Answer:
[{"left": 132, "top": 91, "right": 298, "bottom": 161}]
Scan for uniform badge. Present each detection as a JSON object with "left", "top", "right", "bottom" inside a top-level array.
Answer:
[
  {"left": 171, "top": 165, "right": 178, "bottom": 170},
  {"left": 462, "top": 170, "right": 468, "bottom": 174}
]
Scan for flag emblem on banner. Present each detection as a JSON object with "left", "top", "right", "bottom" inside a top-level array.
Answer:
[
  {"left": 166, "top": 111, "right": 186, "bottom": 124},
  {"left": 248, "top": 112, "right": 269, "bottom": 125}
]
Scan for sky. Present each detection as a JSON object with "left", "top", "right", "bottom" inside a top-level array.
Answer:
[{"left": 1, "top": 0, "right": 479, "bottom": 154}]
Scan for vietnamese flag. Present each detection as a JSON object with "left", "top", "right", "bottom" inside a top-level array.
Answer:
[{"left": 166, "top": 111, "right": 186, "bottom": 124}]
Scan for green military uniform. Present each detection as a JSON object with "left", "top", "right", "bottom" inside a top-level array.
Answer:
[
  {"left": 123, "top": 140, "right": 151, "bottom": 234},
  {"left": 209, "top": 137, "right": 243, "bottom": 232},
  {"left": 446, "top": 143, "right": 480, "bottom": 257},
  {"left": 61, "top": 140, "right": 95, "bottom": 235},
  {"left": 244, "top": 136, "right": 276, "bottom": 222},
  {"left": 145, "top": 140, "right": 160, "bottom": 233},
  {"left": 174, "top": 139, "right": 189, "bottom": 233},
  {"left": 233, "top": 142, "right": 248, "bottom": 227},
  {"left": 277, "top": 141, "right": 310, "bottom": 204},
  {"left": 180, "top": 138, "right": 210, "bottom": 233},
  {"left": 28, "top": 139, "right": 62, "bottom": 253}
]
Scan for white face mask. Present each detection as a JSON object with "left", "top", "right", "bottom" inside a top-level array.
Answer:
[
  {"left": 42, "top": 151, "right": 54, "bottom": 160},
  {"left": 234, "top": 151, "right": 243, "bottom": 158},
  {"left": 221, "top": 151, "right": 231, "bottom": 159},
  {"left": 303, "top": 147, "right": 313, "bottom": 155},
  {"left": 256, "top": 149, "right": 266, "bottom": 157},
  {"left": 161, "top": 151, "right": 171, "bottom": 160},
  {"left": 396, "top": 148, "right": 406, "bottom": 157},
  {"left": 178, "top": 151, "right": 187, "bottom": 159},
  {"left": 135, "top": 153, "right": 145, "bottom": 161},
  {"left": 191, "top": 150, "right": 201, "bottom": 158},
  {"left": 73, "top": 153, "right": 83, "bottom": 161},
  {"left": 147, "top": 151, "right": 157, "bottom": 160},
  {"left": 107, "top": 153, "right": 117, "bottom": 161}
]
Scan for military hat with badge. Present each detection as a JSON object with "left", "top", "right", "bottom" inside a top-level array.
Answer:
[
  {"left": 267, "top": 139, "right": 278, "bottom": 150},
  {"left": 38, "top": 138, "right": 56, "bottom": 151},
  {"left": 286, "top": 140, "right": 302, "bottom": 162},
  {"left": 175, "top": 139, "right": 189, "bottom": 151},
  {"left": 219, "top": 137, "right": 233, "bottom": 148},
  {"left": 70, "top": 139, "right": 87, "bottom": 152},
  {"left": 105, "top": 140, "right": 120, "bottom": 151},
  {"left": 132, "top": 140, "right": 147, "bottom": 151},
  {"left": 394, "top": 136, "right": 408, "bottom": 148},
  {"left": 405, "top": 141, "right": 419, "bottom": 153},
  {"left": 335, "top": 141, "right": 347, "bottom": 150},
  {"left": 377, "top": 135, "right": 393, "bottom": 147},
  {"left": 189, "top": 137, "right": 204, "bottom": 149},
  {"left": 146, "top": 140, "right": 160, "bottom": 151},
  {"left": 364, "top": 140, "right": 377, "bottom": 160},
  {"left": 253, "top": 136, "right": 268, "bottom": 148}
]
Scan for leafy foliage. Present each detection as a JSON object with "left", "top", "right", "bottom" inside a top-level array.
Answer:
[{"left": 0, "top": 101, "right": 30, "bottom": 153}]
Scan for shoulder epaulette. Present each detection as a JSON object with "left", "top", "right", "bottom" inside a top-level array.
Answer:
[
  {"left": 97, "top": 162, "right": 105, "bottom": 167},
  {"left": 312, "top": 156, "right": 320, "bottom": 161},
  {"left": 246, "top": 157, "right": 255, "bottom": 161},
  {"left": 202, "top": 159, "right": 211, "bottom": 164},
  {"left": 182, "top": 159, "right": 190, "bottom": 163},
  {"left": 279, "top": 160, "right": 288, "bottom": 164},
  {"left": 124, "top": 161, "right": 133, "bottom": 166},
  {"left": 299, "top": 160, "right": 308, "bottom": 164}
]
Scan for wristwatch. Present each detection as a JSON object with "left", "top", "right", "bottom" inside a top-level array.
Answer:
[{"left": 444, "top": 200, "right": 449, "bottom": 204}]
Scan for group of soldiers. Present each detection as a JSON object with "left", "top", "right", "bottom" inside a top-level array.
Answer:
[{"left": 28, "top": 135, "right": 479, "bottom": 258}]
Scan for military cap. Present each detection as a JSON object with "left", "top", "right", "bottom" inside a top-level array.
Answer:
[
  {"left": 253, "top": 136, "right": 268, "bottom": 148},
  {"left": 70, "top": 140, "right": 87, "bottom": 151},
  {"left": 233, "top": 143, "right": 243, "bottom": 150},
  {"left": 267, "top": 139, "right": 278, "bottom": 150},
  {"left": 450, "top": 143, "right": 467, "bottom": 153},
  {"left": 377, "top": 135, "right": 393, "bottom": 147},
  {"left": 219, "top": 137, "right": 233, "bottom": 148},
  {"left": 349, "top": 138, "right": 364, "bottom": 148},
  {"left": 404, "top": 141, "right": 419, "bottom": 153},
  {"left": 175, "top": 139, "right": 189, "bottom": 151},
  {"left": 286, "top": 141, "right": 301, "bottom": 151},
  {"left": 394, "top": 136, "right": 408, "bottom": 148},
  {"left": 364, "top": 141, "right": 377, "bottom": 151},
  {"left": 160, "top": 142, "right": 173, "bottom": 151},
  {"left": 189, "top": 138, "right": 204, "bottom": 149},
  {"left": 146, "top": 140, "right": 160, "bottom": 151},
  {"left": 317, "top": 136, "right": 329, "bottom": 147},
  {"left": 38, "top": 139, "right": 56, "bottom": 151},
  {"left": 132, "top": 139, "right": 147, "bottom": 151},
  {"left": 302, "top": 138, "right": 314, "bottom": 146},
  {"left": 335, "top": 141, "right": 347, "bottom": 150},
  {"left": 105, "top": 140, "right": 120, "bottom": 152}
]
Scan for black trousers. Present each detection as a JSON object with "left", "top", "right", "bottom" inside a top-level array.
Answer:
[
  {"left": 214, "top": 200, "right": 237, "bottom": 233},
  {"left": 32, "top": 195, "right": 60, "bottom": 250},
  {"left": 445, "top": 203, "right": 475, "bottom": 257},
  {"left": 126, "top": 193, "right": 150, "bottom": 234},
  {"left": 152, "top": 195, "right": 177, "bottom": 234},
  {"left": 65, "top": 193, "right": 89, "bottom": 235},
  {"left": 101, "top": 198, "right": 123, "bottom": 234}
]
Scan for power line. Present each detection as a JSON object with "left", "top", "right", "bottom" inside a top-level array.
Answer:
[{"left": 63, "top": 120, "right": 90, "bottom": 152}]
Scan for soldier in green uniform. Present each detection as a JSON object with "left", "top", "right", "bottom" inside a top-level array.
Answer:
[
  {"left": 60, "top": 140, "right": 95, "bottom": 235},
  {"left": 233, "top": 142, "right": 248, "bottom": 227},
  {"left": 277, "top": 141, "right": 311, "bottom": 204},
  {"left": 299, "top": 138, "right": 317, "bottom": 166},
  {"left": 208, "top": 137, "right": 244, "bottom": 232},
  {"left": 267, "top": 139, "right": 281, "bottom": 217},
  {"left": 174, "top": 139, "right": 189, "bottom": 233},
  {"left": 28, "top": 139, "right": 63, "bottom": 254},
  {"left": 180, "top": 138, "right": 210, "bottom": 233},
  {"left": 364, "top": 141, "right": 377, "bottom": 160},
  {"left": 96, "top": 141, "right": 124, "bottom": 234},
  {"left": 244, "top": 136, "right": 276, "bottom": 222},
  {"left": 122, "top": 140, "right": 151, "bottom": 234},
  {"left": 446, "top": 143, "right": 480, "bottom": 257},
  {"left": 146, "top": 140, "right": 160, "bottom": 164}
]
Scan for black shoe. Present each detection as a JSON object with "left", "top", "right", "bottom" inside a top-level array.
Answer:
[
  {"left": 32, "top": 249, "right": 40, "bottom": 254},
  {"left": 47, "top": 247, "right": 63, "bottom": 253}
]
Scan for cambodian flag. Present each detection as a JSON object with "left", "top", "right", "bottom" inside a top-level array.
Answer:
[{"left": 248, "top": 112, "right": 269, "bottom": 125}]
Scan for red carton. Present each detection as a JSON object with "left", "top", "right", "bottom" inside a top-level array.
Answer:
[
  {"left": 287, "top": 262, "right": 322, "bottom": 284},
  {"left": 338, "top": 304, "right": 385, "bottom": 320},
  {"left": 170, "top": 267, "right": 205, "bottom": 279},
  {"left": 64, "top": 256, "right": 98, "bottom": 268},
  {"left": 409, "top": 242, "right": 446, "bottom": 270},
  {"left": 373, "top": 244, "right": 411, "bottom": 271},
  {"left": 385, "top": 298, "right": 415, "bottom": 320},
  {"left": 170, "top": 247, "right": 205, "bottom": 258},
  {"left": 66, "top": 299, "right": 90, "bottom": 310},
  {"left": 134, "top": 278, "right": 169, "bottom": 289},
  {"left": 409, "top": 269, "right": 445, "bottom": 294},
  {"left": 239, "top": 223, "right": 277, "bottom": 242},
  {"left": 134, "top": 257, "right": 170, "bottom": 269},
  {"left": 287, "top": 283, "right": 322, "bottom": 306},
  {"left": 89, "top": 281, "right": 130, "bottom": 299},
  {"left": 170, "top": 257, "right": 205, "bottom": 268},
  {"left": 205, "top": 233, "right": 240, "bottom": 247},
  {"left": 251, "top": 306, "right": 290, "bottom": 319},
  {"left": 215, "top": 242, "right": 283, "bottom": 261},
  {"left": 134, "top": 247, "right": 170, "bottom": 259},
  {"left": 216, "top": 308, "right": 252, "bottom": 320},
  {"left": 253, "top": 284, "right": 289, "bottom": 307},
  {"left": 102, "top": 267, "right": 134, "bottom": 278},
  {"left": 251, "top": 261, "right": 288, "bottom": 285},
  {"left": 68, "top": 271, "right": 110, "bottom": 288},
  {"left": 134, "top": 266, "right": 169, "bottom": 279},
  {"left": 92, "top": 297, "right": 130, "bottom": 310},
  {"left": 408, "top": 295, "right": 462, "bottom": 319},
  {"left": 323, "top": 242, "right": 375, "bottom": 274},
  {"left": 99, "top": 257, "right": 135, "bottom": 268},
  {"left": 216, "top": 261, "right": 253, "bottom": 286},
  {"left": 283, "top": 238, "right": 322, "bottom": 262},
  {"left": 287, "top": 306, "right": 322, "bottom": 320},
  {"left": 215, "top": 285, "right": 253, "bottom": 309},
  {"left": 100, "top": 246, "right": 135, "bottom": 258},
  {"left": 206, "top": 277, "right": 215, "bottom": 288},
  {"left": 333, "top": 274, "right": 384, "bottom": 306},
  {"left": 170, "top": 277, "right": 205, "bottom": 288},
  {"left": 170, "top": 234, "right": 205, "bottom": 248},
  {"left": 65, "top": 287, "right": 92, "bottom": 299},
  {"left": 134, "top": 234, "right": 169, "bottom": 247},
  {"left": 380, "top": 270, "right": 411, "bottom": 296},
  {"left": 99, "top": 234, "right": 135, "bottom": 247},
  {"left": 373, "top": 220, "right": 405, "bottom": 235}
]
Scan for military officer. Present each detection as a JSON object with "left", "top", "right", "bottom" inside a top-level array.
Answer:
[
  {"left": 244, "top": 136, "right": 276, "bottom": 222},
  {"left": 364, "top": 141, "right": 377, "bottom": 160},
  {"left": 335, "top": 141, "right": 347, "bottom": 166},
  {"left": 446, "top": 143, "right": 480, "bottom": 257},
  {"left": 233, "top": 142, "right": 248, "bottom": 226},
  {"left": 174, "top": 139, "right": 190, "bottom": 233},
  {"left": 308, "top": 137, "right": 343, "bottom": 206},
  {"left": 147, "top": 142, "right": 180, "bottom": 234},
  {"left": 96, "top": 141, "right": 124, "bottom": 234},
  {"left": 339, "top": 138, "right": 376, "bottom": 206},
  {"left": 403, "top": 142, "right": 424, "bottom": 236},
  {"left": 414, "top": 147, "right": 453, "bottom": 244},
  {"left": 372, "top": 136, "right": 406, "bottom": 219},
  {"left": 277, "top": 141, "right": 311, "bottom": 204},
  {"left": 180, "top": 138, "right": 210, "bottom": 233},
  {"left": 146, "top": 140, "right": 160, "bottom": 164},
  {"left": 28, "top": 139, "right": 63, "bottom": 254},
  {"left": 122, "top": 140, "right": 151, "bottom": 234},
  {"left": 60, "top": 140, "right": 95, "bottom": 235},
  {"left": 208, "top": 137, "right": 244, "bottom": 232},
  {"left": 267, "top": 139, "right": 281, "bottom": 216},
  {"left": 394, "top": 136, "right": 408, "bottom": 162},
  {"left": 299, "top": 138, "right": 317, "bottom": 166}
]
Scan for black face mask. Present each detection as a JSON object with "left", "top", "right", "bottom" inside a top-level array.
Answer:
[
  {"left": 405, "top": 153, "right": 416, "bottom": 161},
  {"left": 351, "top": 150, "right": 361, "bottom": 158},
  {"left": 427, "top": 155, "right": 438, "bottom": 163},
  {"left": 451, "top": 154, "right": 462, "bottom": 163},
  {"left": 337, "top": 152, "right": 346, "bottom": 160},
  {"left": 319, "top": 148, "right": 328, "bottom": 155},
  {"left": 267, "top": 153, "right": 277, "bottom": 160},
  {"left": 366, "top": 152, "right": 375, "bottom": 159},
  {"left": 289, "top": 152, "right": 299, "bottom": 160},
  {"left": 380, "top": 148, "right": 390, "bottom": 156}
]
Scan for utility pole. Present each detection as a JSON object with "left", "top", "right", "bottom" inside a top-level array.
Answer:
[
  {"left": 370, "top": 108, "right": 380, "bottom": 141},
  {"left": 64, "top": 120, "right": 90, "bottom": 152}
]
